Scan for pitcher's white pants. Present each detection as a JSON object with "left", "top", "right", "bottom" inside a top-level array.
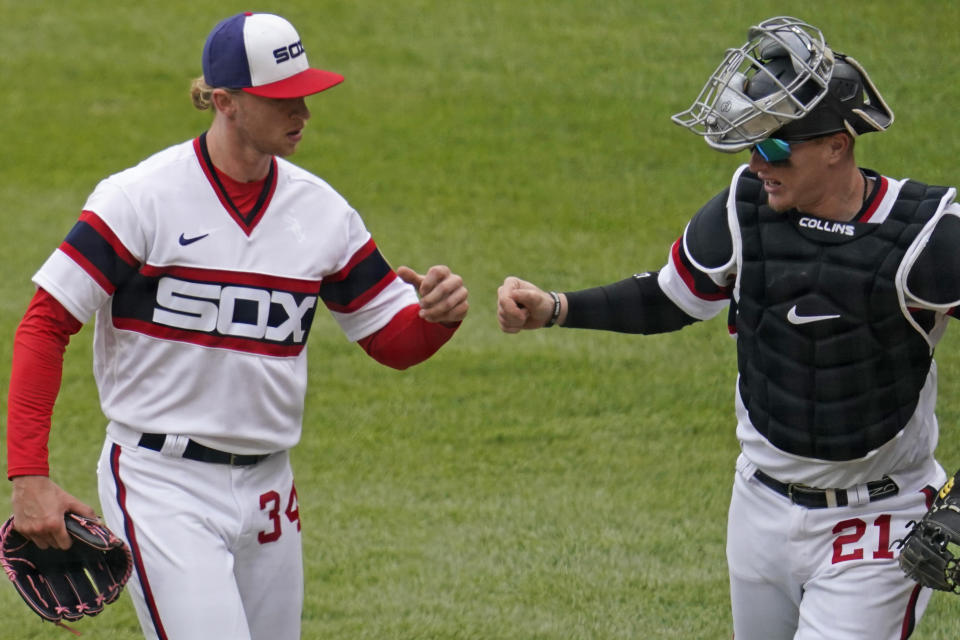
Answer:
[{"left": 97, "top": 432, "right": 303, "bottom": 640}]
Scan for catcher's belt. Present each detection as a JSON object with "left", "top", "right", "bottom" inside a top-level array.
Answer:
[
  {"left": 754, "top": 469, "right": 899, "bottom": 508},
  {"left": 137, "top": 433, "right": 269, "bottom": 466}
]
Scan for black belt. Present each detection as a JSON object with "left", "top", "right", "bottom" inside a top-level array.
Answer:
[
  {"left": 138, "top": 434, "right": 268, "bottom": 466},
  {"left": 753, "top": 469, "right": 899, "bottom": 509}
]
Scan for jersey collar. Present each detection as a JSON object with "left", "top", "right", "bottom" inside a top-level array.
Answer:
[{"left": 193, "top": 133, "right": 278, "bottom": 236}]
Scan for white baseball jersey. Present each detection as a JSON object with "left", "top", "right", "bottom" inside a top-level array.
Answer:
[{"left": 34, "top": 135, "right": 418, "bottom": 454}]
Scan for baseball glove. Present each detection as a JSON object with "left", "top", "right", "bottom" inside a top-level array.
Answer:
[
  {"left": 898, "top": 470, "right": 960, "bottom": 592},
  {"left": 0, "top": 513, "right": 133, "bottom": 625}
]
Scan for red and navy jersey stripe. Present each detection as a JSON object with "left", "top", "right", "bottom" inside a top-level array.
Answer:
[
  {"left": 60, "top": 210, "right": 140, "bottom": 294},
  {"left": 319, "top": 237, "right": 396, "bottom": 313}
]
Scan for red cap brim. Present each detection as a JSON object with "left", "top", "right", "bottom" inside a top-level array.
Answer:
[{"left": 243, "top": 69, "right": 345, "bottom": 99}]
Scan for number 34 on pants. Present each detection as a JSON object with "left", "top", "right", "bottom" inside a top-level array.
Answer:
[{"left": 259, "top": 483, "right": 300, "bottom": 544}]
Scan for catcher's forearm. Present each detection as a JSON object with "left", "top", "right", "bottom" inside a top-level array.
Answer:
[{"left": 563, "top": 273, "right": 697, "bottom": 334}]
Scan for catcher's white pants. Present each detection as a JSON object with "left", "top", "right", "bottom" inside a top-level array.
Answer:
[
  {"left": 96, "top": 427, "right": 303, "bottom": 640},
  {"left": 727, "top": 455, "right": 945, "bottom": 640}
]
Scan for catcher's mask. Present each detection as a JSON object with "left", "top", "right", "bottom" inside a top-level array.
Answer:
[{"left": 671, "top": 16, "right": 894, "bottom": 152}]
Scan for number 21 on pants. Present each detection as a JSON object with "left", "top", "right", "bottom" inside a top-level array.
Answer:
[
  {"left": 832, "top": 515, "right": 894, "bottom": 564},
  {"left": 258, "top": 482, "right": 301, "bottom": 544}
]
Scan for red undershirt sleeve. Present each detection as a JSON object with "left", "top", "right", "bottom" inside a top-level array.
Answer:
[
  {"left": 7, "top": 288, "right": 83, "bottom": 479},
  {"left": 357, "top": 303, "right": 460, "bottom": 370}
]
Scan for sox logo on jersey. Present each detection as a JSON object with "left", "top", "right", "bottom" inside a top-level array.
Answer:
[
  {"left": 153, "top": 277, "right": 317, "bottom": 343},
  {"left": 110, "top": 263, "right": 323, "bottom": 358}
]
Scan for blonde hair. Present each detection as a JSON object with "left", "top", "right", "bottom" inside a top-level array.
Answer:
[
  {"left": 190, "top": 77, "right": 245, "bottom": 112},
  {"left": 190, "top": 76, "right": 215, "bottom": 111}
]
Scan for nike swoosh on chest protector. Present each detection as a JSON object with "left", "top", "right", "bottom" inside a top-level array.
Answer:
[{"left": 786, "top": 305, "right": 841, "bottom": 325}]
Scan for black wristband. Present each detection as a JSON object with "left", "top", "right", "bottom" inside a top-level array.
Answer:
[{"left": 544, "top": 291, "right": 561, "bottom": 328}]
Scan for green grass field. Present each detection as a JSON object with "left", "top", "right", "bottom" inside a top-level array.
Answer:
[{"left": 3, "top": 0, "right": 960, "bottom": 637}]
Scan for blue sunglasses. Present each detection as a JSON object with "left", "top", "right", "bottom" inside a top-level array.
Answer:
[{"left": 752, "top": 138, "right": 793, "bottom": 163}]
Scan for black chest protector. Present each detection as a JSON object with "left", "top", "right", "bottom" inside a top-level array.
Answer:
[{"left": 734, "top": 172, "right": 949, "bottom": 461}]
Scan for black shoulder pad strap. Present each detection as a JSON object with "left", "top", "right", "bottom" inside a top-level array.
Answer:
[
  {"left": 684, "top": 188, "right": 733, "bottom": 270},
  {"left": 907, "top": 213, "right": 960, "bottom": 306}
]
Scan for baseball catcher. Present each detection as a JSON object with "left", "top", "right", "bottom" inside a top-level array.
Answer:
[
  {"left": 498, "top": 13, "right": 960, "bottom": 639},
  {"left": 0, "top": 512, "right": 132, "bottom": 628},
  {"left": 899, "top": 469, "right": 960, "bottom": 592}
]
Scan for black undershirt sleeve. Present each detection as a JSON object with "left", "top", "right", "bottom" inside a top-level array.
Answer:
[{"left": 562, "top": 272, "right": 698, "bottom": 334}]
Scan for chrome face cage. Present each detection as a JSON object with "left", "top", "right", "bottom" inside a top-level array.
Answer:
[{"left": 671, "top": 16, "right": 836, "bottom": 152}]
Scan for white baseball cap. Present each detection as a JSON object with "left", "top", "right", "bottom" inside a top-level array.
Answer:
[{"left": 202, "top": 12, "right": 344, "bottom": 99}]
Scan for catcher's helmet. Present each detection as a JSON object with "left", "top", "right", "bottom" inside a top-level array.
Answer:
[{"left": 671, "top": 16, "right": 894, "bottom": 151}]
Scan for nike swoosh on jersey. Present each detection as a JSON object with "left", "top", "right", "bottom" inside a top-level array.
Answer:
[
  {"left": 178, "top": 232, "right": 210, "bottom": 246},
  {"left": 786, "top": 305, "right": 841, "bottom": 325}
]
